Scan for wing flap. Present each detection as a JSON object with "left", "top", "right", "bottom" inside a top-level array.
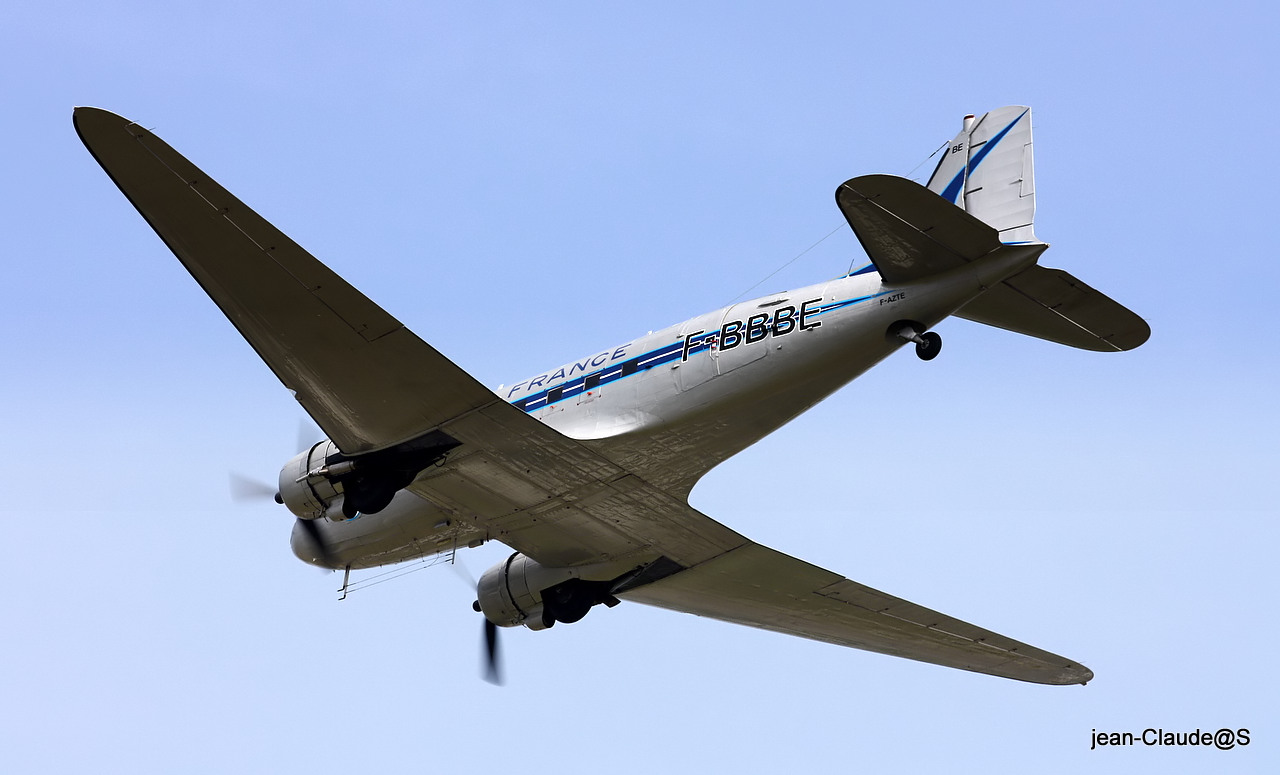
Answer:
[
  {"left": 836, "top": 174, "right": 1002, "bottom": 284},
  {"left": 618, "top": 542, "right": 1093, "bottom": 685}
]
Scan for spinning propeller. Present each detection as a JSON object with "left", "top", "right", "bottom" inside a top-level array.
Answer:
[
  {"left": 228, "top": 420, "right": 334, "bottom": 565},
  {"left": 231, "top": 422, "right": 501, "bottom": 683},
  {"left": 452, "top": 560, "right": 504, "bottom": 685},
  {"left": 482, "top": 615, "right": 502, "bottom": 685}
]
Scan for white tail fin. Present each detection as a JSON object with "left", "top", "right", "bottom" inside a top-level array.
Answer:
[
  {"left": 909, "top": 106, "right": 1149, "bottom": 351},
  {"left": 927, "top": 106, "right": 1037, "bottom": 244}
]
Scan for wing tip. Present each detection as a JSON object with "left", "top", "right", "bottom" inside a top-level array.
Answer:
[
  {"left": 72, "top": 107, "right": 141, "bottom": 150},
  {"left": 1049, "top": 663, "right": 1094, "bottom": 686},
  {"left": 72, "top": 105, "right": 120, "bottom": 125}
]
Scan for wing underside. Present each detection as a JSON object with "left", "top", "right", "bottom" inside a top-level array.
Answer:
[
  {"left": 74, "top": 107, "right": 490, "bottom": 455},
  {"left": 620, "top": 543, "right": 1093, "bottom": 685}
]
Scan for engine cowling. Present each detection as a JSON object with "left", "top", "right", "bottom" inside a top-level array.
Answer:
[
  {"left": 278, "top": 441, "right": 349, "bottom": 520},
  {"left": 276, "top": 431, "right": 461, "bottom": 522},
  {"left": 476, "top": 553, "right": 629, "bottom": 630}
]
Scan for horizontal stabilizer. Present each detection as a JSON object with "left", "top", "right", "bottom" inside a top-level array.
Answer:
[
  {"left": 836, "top": 174, "right": 1002, "bottom": 284},
  {"left": 958, "top": 265, "right": 1151, "bottom": 351}
]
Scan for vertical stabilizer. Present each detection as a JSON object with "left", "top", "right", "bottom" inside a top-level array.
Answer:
[{"left": 927, "top": 106, "right": 1036, "bottom": 244}]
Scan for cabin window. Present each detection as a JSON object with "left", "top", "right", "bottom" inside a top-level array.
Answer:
[
  {"left": 622, "top": 360, "right": 638, "bottom": 376},
  {"left": 547, "top": 387, "right": 564, "bottom": 403},
  {"left": 585, "top": 373, "right": 601, "bottom": 389}
]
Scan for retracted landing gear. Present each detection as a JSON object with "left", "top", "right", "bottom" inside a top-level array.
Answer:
[{"left": 893, "top": 324, "right": 943, "bottom": 361}]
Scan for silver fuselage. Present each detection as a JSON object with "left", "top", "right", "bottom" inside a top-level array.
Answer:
[{"left": 294, "top": 243, "right": 1042, "bottom": 568}]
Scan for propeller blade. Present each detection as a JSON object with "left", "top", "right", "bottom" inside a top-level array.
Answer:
[
  {"left": 296, "top": 517, "right": 334, "bottom": 567},
  {"left": 482, "top": 618, "right": 503, "bottom": 686},
  {"left": 449, "top": 556, "right": 476, "bottom": 589},
  {"left": 296, "top": 417, "right": 322, "bottom": 454},
  {"left": 229, "top": 473, "right": 278, "bottom": 503}
]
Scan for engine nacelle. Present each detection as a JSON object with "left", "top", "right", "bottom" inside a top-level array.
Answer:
[
  {"left": 476, "top": 553, "right": 623, "bottom": 630},
  {"left": 278, "top": 441, "right": 349, "bottom": 520},
  {"left": 476, "top": 553, "right": 571, "bottom": 630},
  {"left": 277, "top": 431, "right": 462, "bottom": 522}
]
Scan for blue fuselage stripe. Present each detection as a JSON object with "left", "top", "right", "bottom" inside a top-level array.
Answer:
[{"left": 509, "top": 289, "right": 891, "bottom": 411}]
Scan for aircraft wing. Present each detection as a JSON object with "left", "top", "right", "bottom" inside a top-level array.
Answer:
[
  {"left": 74, "top": 107, "right": 490, "bottom": 456},
  {"left": 77, "top": 108, "right": 1091, "bottom": 683},
  {"left": 619, "top": 542, "right": 1093, "bottom": 685},
  {"left": 74, "top": 106, "right": 745, "bottom": 568}
]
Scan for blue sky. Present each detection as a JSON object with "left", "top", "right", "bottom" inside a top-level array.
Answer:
[{"left": 4, "top": 2, "right": 1276, "bottom": 772}]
